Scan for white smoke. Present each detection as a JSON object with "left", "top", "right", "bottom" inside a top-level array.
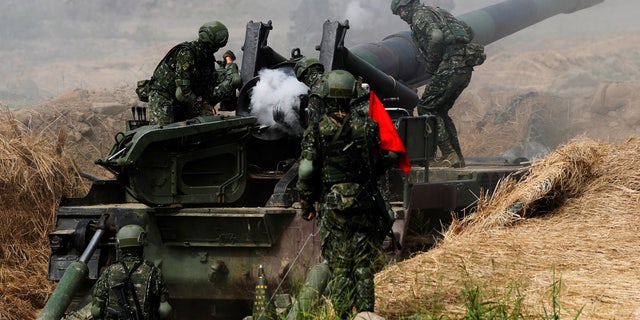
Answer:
[
  {"left": 250, "top": 68, "right": 310, "bottom": 137},
  {"left": 343, "top": 0, "right": 375, "bottom": 31}
]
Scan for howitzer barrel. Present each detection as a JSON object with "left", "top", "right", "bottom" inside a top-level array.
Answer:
[
  {"left": 319, "top": 20, "right": 419, "bottom": 109},
  {"left": 343, "top": 47, "right": 419, "bottom": 108},
  {"left": 459, "top": 0, "right": 605, "bottom": 45},
  {"left": 37, "top": 229, "right": 105, "bottom": 320},
  {"left": 349, "top": 0, "right": 604, "bottom": 88},
  {"left": 349, "top": 31, "right": 425, "bottom": 88}
]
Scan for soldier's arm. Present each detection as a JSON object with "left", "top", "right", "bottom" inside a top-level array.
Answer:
[
  {"left": 297, "top": 124, "right": 321, "bottom": 220},
  {"left": 154, "top": 267, "right": 173, "bottom": 319},
  {"left": 413, "top": 11, "right": 445, "bottom": 73},
  {"left": 91, "top": 269, "right": 110, "bottom": 318},
  {"left": 212, "top": 62, "right": 241, "bottom": 102},
  {"left": 459, "top": 18, "right": 475, "bottom": 41},
  {"left": 424, "top": 24, "right": 445, "bottom": 72},
  {"left": 226, "top": 63, "right": 242, "bottom": 89},
  {"left": 174, "top": 48, "right": 199, "bottom": 105}
]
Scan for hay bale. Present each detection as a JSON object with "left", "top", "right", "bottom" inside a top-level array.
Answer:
[
  {"left": 0, "top": 110, "right": 86, "bottom": 319},
  {"left": 375, "top": 137, "right": 640, "bottom": 319},
  {"left": 448, "top": 138, "right": 603, "bottom": 235}
]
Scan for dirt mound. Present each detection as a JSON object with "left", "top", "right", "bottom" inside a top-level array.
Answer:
[
  {"left": 456, "top": 34, "right": 640, "bottom": 159},
  {"left": 375, "top": 138, "right": 640, "bottom": 318},
  {"left": 11, "top": 87, "right": 139, "bottom": 178}
]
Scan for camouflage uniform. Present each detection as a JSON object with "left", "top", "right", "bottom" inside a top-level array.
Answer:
[
  {"left": 300, "top": 70, "right": 325, "bottom": 124},
  {"left": 92, "top": 251, "right": 170, "bottom": 320},
  {"left": 215, "top": 50, "right": 242, "bottom": 111},
  {"left": 295, "top": 58, "right": 326, "bottom": 125},
  {"left": 297, "top": 78, "right": 385, "bottom": 318},
  {"left": 395, "top": 1, "right": 485, "bottom": 166},
  {"left": 148, "top": 41, "right": 221, "bottom": 125}
]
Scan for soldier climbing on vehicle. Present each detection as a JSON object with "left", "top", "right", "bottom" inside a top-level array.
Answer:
[
  {"left": 391, "top": 0, "right": 485, "bottom": 167},
  {"left": 139, "top": 21, "right": 230, "bottom": 125}
]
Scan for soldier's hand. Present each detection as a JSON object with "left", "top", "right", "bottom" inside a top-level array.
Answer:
[
  {"left": 300, "top": 199, "right": 316, "bottom": 221},
  {"left": 303, "top": 211, "right": 316, "bottom": 221}
]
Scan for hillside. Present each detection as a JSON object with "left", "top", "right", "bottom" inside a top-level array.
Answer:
[{"left": 7, "top": 33, "right": 640, "bottom": 177}]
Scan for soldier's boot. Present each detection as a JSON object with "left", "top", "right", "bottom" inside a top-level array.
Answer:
[{"left": 432, "top": 140, "right": 463, "bottom": 168}]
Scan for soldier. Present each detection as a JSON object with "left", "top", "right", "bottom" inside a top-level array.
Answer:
[
  {"left": 294, "top": 57, "right": 325, "bottom": 124},
  {"left": 147, "top": 21, "right": 229, "bottom": 125},
  {"left": 92, "top": 224, "right": 171, "bottom": 320},
  {"left": 391, "top": 0, "right": 485, "bottom": 167},
  {"left": 214, "top": 50, "right": 242, "bottom": 112},
  {"left": 297, "top": 70, "right": 394, "bottom": 318}
]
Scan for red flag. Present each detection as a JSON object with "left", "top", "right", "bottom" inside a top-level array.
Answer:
[{"left": 368, "top": 91, "right": 411, "bottom": 174}]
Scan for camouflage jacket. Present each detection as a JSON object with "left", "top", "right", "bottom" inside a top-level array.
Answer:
[
  {"left": 301, "top": 68, "right": 324, "bottom": 94},
  {"left": 301, "top": 69, "right": 326, "bottom": 124},
  {"left": 407, "top": 4, "right": 477, "bottom": 72},
  {"left": 298, "top": 101, "right": 380, "bottom": 205},
  {"left": 150, "top": 40, "right": 221, "bottom": 106},
  {"left": 92, "top": 254, "right": 169, "bottom": 320}
]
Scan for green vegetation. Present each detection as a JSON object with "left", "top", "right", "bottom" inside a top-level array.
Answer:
[
  {"left": 459, "top": 282, "right": 525, "bottom": 319},
  {"left": 395, "top": 267, "right": 585, "bottom": 320},
  {"left": 541, "top": 268, "right": 584, "bottom": 320},
  {"left": 275, "top": 266, "right": 586, "bottom": 320}
]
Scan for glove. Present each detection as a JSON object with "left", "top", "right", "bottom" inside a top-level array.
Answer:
[
  {"left": 175, "top": 87, "right": 199, "bottom": 105},
  {"left": 300, "top": 199, "right": 316, "bottom": 221}
]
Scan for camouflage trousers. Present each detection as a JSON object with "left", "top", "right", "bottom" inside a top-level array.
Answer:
[
  {"left": 417, "top": 68, "right": 472, "bottom": 152},
  {"left": 318, "top": 203, "right": 384, "bottom": 319},
  {"left": 148, "top": 90, "right": 205, "bottom": 125}
]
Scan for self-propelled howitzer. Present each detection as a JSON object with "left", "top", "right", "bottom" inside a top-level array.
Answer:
[{"left": 39, "top": 0, "right": 604, "bottom": 319}]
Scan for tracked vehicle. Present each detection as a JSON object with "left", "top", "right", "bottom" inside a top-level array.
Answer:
[{"left": 38, "top": 0, "right": 604, "bottom": 319}]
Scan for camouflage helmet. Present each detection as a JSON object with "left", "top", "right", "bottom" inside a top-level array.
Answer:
[
  {"left": 116, "top": 224, "right": 146, "bottom": 248},
  {"left": 320, "top": 70, "right": 357, "bottom": 99},
  {"left": 391, "top": 0, "right": 416, "bottom": 15},
  {"left": 198, "top": 21, "right": 229, "bottom": 48},
  {"left": 294, "top": 57, "right": 324, "bottom": 79}
]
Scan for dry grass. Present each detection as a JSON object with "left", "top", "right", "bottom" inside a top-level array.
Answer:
[
  {"left": 0, "top": 109, "right": 87, "bottom": 320},
  {"left": 375, "top": 137, "right": 640, "bottom": 318}
]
